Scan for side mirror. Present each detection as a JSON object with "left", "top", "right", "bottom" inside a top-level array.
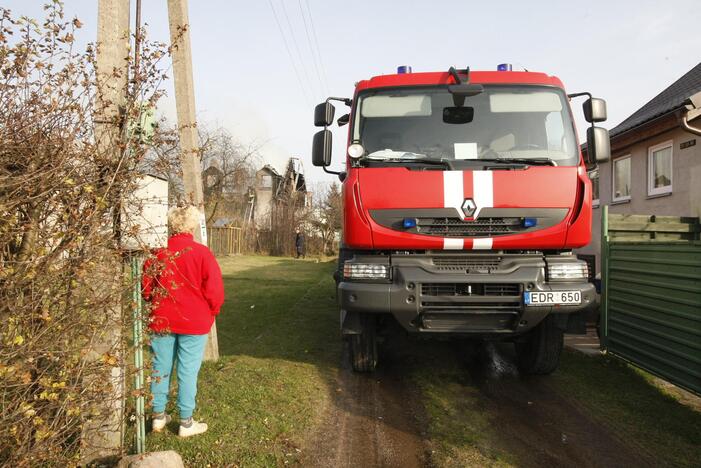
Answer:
[
  {"left": 337, "top": 113, "right": 350, "bottom": 127},
  {"left": 583, "top": 98, "right": 607, "bottom": 123},
  {"left": 312, "top": 129, "right": 332, "bottom": 166},
  {"left": 314, "top": 102, "right": 335, "bottom": 127},
  {"left": 586, "top": 126, "right": 610, "bottom": 163}
]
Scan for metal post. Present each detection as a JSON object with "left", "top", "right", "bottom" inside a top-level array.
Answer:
[{"left": 167, "top": 0, "right": 219, "bottom": 361}]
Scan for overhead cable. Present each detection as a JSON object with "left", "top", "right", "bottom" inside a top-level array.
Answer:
[
  {"left": 267, "top": 0, "right": 312, "bottom": 106},
  {"left": 303, "top": 0, "right": 330, "bottom": 95},
  {"left": 279, "top": 0, "right": 319, "bottom": 99},
  {"left": 298, "top": 0, "right": 327, "bottom": 96}
]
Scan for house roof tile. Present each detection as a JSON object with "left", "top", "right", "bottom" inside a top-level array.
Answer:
[{"left": 609, "top": 62, "right": 701, "bottom": 139}]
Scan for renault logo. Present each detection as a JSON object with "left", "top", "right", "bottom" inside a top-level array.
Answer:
[{"left": 462, "top": 198, "right": 477, "bottom": 218}]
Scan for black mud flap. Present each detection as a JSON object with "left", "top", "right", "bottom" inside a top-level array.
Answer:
[
  {"left": 565, "top": 311, "right": 587, "bottom": 335},
  {"left": 341, "top": 310, "right": 362, "bottom": 335}
]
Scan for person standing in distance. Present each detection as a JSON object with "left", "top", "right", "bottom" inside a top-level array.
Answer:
[
  {"left": 295, "top": 229, "right": 305, "bottom": 259},
  {"left": 142, "top": 205, "right": 224, "bottom": 437}
]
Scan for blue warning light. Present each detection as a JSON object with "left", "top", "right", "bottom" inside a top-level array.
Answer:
[
  {"left": 403, "top": 218, "right": 417, "bottom": 229},
  {"left": 523, "top": 217, "right": 537, "bottom": 228},
  {"left": 497, "top": 63, "right": 513, "bottom": 71},
  {"left": 397, "top": 65, "right": 412, "bottom": 74}
]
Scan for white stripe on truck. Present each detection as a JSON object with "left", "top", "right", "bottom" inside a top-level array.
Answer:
[
  {"left": 443, "top": 170, "right": 464, "bottom": 218},
  {"left": 443, "top": 238, "right": 464, "bottom": 250},
  {"left": 472, "top": 238, "right": 493, "bottom": 250},
  {"left": 472, "top": 170, "right": 493, "bottom": 219},
  {"left": 442, "top": 170, "right": 495, "bottom": 251}
]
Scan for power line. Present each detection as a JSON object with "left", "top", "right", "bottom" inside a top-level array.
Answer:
[
  {"left": 303, "top": 0, "right": 330, "bottom": 95},
  {"left": 267, "top": 0, "right": 312, "bottom": 106},
  {"left": 278, "top": 0, "right": 319, "bottom": 99},
  {"left": 297, "top": 0, "right": 327, "bottom": 96}
]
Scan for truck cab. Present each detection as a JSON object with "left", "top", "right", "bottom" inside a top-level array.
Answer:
[{"left": 312, "top": 65, "right": 610, "bottom": 374}]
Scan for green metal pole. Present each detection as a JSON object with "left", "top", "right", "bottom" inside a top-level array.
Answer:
[
  {"left": 137, "top": 254, "right": 146, "bottom": 451},
  {"left": 131, "top": 255, "right": 146, "bottom": 453}
]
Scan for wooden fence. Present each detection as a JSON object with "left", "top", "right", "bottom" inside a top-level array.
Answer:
[
  {"left": 605, "top": 213, "right": 700, "bottom": 242},
  {"left": 207, "top": 226, "right": 242, "bottom": 256}
]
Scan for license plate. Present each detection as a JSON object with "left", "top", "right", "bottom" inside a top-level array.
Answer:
[{"left": 524, "top": 291, "right": 581, "bottom": 306}]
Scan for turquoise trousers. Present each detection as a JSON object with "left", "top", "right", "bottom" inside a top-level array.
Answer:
[{"left": 150, "top": 333, "right": 208, "bottom": 419}]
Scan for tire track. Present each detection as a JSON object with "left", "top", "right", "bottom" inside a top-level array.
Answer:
[{"left": 301, "top": 343, "right": 429, "bottom": 468}]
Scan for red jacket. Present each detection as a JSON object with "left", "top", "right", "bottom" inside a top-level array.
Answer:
[{"left": 142, "top": 233, "right": 225, "bottom": 335}]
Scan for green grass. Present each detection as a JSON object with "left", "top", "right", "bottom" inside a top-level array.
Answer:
[
  {"left": 411, "top": 357, "right": 517, "bottom": 467},
  {"left": 144, "top": 256, "right": 340, "bottom": 466},
  {"left": 134, "top": 256, "right": 700, "bottom": 467},
  {"left": 412, "top": 347, "right": 701, "bottom": 467},
  {"left": 550, "top": 350, "right": 701, "bottom": 467}
]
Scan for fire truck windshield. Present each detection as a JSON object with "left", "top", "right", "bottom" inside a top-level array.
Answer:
[{"left": 352, "top": 85, "right": 579, "bottom": 166}]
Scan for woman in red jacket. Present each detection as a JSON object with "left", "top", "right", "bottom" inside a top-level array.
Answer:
[{"left": 142, "top": 205, "right": 224, "bottom": 437}]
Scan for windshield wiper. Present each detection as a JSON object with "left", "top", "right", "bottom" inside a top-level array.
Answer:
[
  {"left": 365, "top": 150, "right": 428, "bottom": 160},
  {"left": 478, "top": 157, "right": 557, "bottom": 166},
  {"left": 364, "top": 155, "right": 454, "bottom": 169}
]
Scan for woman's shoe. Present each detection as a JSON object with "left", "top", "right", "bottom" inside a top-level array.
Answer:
[
  {"left": 178, "top": 418, "right": 208, "bottom": 437},
  {"left": 151, "top": 413, "right": 171, "bottom": 432}
]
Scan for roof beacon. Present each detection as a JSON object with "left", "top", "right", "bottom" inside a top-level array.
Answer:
[
  {"left": 497, "top": 63, "right": 513, "bottom": 71},
  {"left": 397, "top": 65, "right": 412, "bottom": 74}
]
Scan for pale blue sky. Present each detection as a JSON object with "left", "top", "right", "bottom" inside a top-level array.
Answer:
[{"left": 6, "top": 1, "right": 700, "bottom": 184}]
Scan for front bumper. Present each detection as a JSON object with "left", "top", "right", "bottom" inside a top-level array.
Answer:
[{"left": 338, "top": 253, "right": 596, "bottom": 336}]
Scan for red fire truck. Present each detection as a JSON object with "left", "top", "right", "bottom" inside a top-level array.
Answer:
[{"left": 312, "top": 65, "right": 610, "bottom": 374}]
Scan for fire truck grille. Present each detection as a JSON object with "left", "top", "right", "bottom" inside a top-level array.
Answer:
[
  {"left": 432, "top": 256, "right": 503, "bottom": 272},
  {"left": 421, "top": 283, "right": 521, "bottom": 297},
  {"left": 418, "top": 282, "right": 523, "bottom": 331},
  {"left": 416, "top": 217, "right": 524, "bottom": 237},
  {"left": 420, "top": 311, "right": 519, "bottom": 331}
]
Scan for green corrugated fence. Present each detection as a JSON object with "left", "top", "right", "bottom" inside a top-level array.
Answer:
[{"left": 601, "top": 206, "right": 701, "bottom": 395}]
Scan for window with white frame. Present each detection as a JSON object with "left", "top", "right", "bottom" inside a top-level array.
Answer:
[
  {"left": 648, "top": 140, "right": 673, "bottom": 196},
  {"left": 588, "top": 169, "right": 600, "bottom": 207},
  {"left": 612, "top": 155, "right": 631, "bottom": 202}
]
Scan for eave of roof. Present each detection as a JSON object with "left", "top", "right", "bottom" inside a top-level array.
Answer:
[
  {"left": 259, "top": 164, "right": 281, "bottom": 177},
  {"left": 609, "top": 62, "right": 701, "bottom": 139}
]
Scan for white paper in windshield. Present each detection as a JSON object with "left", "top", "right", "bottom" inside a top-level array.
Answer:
[{"left": 454, "top": 143, "right": 478, "bottom": 159}]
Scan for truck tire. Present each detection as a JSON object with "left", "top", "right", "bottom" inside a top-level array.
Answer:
[
  {"left": 348, "top": 314, "right": 378, "bottom": 372},
  {"left": 516, "top": 315, "right": 564, "bottom": 375}
]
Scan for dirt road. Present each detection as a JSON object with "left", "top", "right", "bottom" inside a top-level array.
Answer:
[
  {"left": 463, "top": 343, "right": 653, "bottom": 467},
  {"left": 302, "top": 344, "right": 430, "bottom": 467},
  {"left": 303, "top": 339, "right": 653, "bottom": 468}
]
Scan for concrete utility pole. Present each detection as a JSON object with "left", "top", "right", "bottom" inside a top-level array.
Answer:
[
  {"left": 82, "top": 0, "right": 131, "bottom": 463},
  {"left": 167, "top": 0, "right": 219, "bottom": 361}
]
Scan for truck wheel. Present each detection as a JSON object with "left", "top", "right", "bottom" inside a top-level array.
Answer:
[
  {"left": 516, "top": 315, "right": 564, "bottom": 375},
  {"left": 348, "top": 314, "right": 378, "bottom": 372}
]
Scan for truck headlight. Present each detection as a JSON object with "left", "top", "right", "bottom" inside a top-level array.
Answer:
[
  {"left": 343, "top": 263, "right": 391, "bottom": 280},
  {"left": 547, "top": 261, "right": 588, "bottom": 282}
]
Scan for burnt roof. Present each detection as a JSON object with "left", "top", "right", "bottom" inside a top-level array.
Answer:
[
  {"left": 258, "top": 164, "right": 281, "bottom": 177},
  {"left": 609, "top": 62, "right": 701, "bottom": 139}
]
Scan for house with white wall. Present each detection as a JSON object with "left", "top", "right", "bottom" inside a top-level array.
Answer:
[{"left": 578, "top": 63, "right": 701, "bottom": 272}]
